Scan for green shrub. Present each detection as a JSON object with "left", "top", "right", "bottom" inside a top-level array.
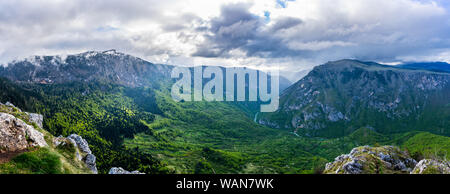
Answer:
[{"left": 195, "top": 160, "right": 214, "bottom": 174}]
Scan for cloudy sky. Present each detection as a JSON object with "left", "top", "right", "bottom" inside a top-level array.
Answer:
[{"left": 1, "top": 0, "right": 450, "bottom": 78}]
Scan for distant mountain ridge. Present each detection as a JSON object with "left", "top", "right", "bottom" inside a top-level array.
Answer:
[
  {"left": 0, "top": 50, "right": 172, "bottom": 87},
  {"left": 395, "top": 62, "right": 450, "bottom": 73},
  {"left": 258, "top": 59, "right": 450, "bottom": 137},
  {"left": 0, "top": 50, "right": 292, "bottom": 92}
]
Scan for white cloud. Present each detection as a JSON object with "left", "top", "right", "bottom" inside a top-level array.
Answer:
[
  {"left": 286, "top": 40, "right": 356, "bottom": 51},
  {"left": 0, "top": 0, "right": 449, "bottom": 80}
]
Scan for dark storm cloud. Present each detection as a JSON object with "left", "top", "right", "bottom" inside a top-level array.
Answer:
[
  {"left": 193, "top": 3, "right": 305, "bottom": 58},
  {"left": 192, "top": 1, "right": 450, "bottom": 64},
  {"left": 270, "top": 17, "right": 303, "bottom": 31},
  {"left": 193, "top": 3, "right": 260, "bottom": 57}
]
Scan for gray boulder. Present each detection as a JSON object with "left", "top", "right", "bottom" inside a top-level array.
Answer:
[
  {"left": 53, "top": 135, "right": 83, "bottom": 161},
  {"left": 4, "top": 102, "right": 21, "bottom": 112},
  {"left": 84, "top": 154, "right": 98, "bottom": 174},
  {"left": 5, "top": 102, "right": 15, "bottom": 107},
  {"left": 109, "top": 167, "right": 144, "bottom": 174},
  {"left": 411, "top": 159, "right": 450, "bottom": 174},
  {"left": 324, "top": 146, "right": 416, "bottom": 174},
  {"left": 26, "top": 113, "right": 44, "bottom": 129},
  {"left": 67, "top": 134, "right": 92, "bottom": 154},
  {"left": 341, "top": 160, "right": 363, "bottom": 174},
  {"left": 0, "top": 113, "right": 48, "bottom": 152},
  {"left": 66, "top": 134, "right": 97, "bottom": 174}
]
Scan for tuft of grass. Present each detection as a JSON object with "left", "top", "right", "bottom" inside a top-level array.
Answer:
[
  {"left": 0, "top": 148, "right": 62, "bottom": 174},
  {"left": 56, "top": 141, "right": 77, "bottom": 160}
]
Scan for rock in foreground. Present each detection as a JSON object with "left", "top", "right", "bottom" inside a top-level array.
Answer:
[
  {"left": 324, "top": 146, "right": 450, "bottom": 174},
  {"left": 411, "top": 159, "right": 450, "bottom": 174},
  {"left": 26, "top": 112, "right": 44, "bottom": 129},
  {"left": 109, "top": 167, "right": 144, "bottom": 174},
  {"left": 1, "top": 103, "right": 95, "bottom": 174},
  {"left": 0, "top": 113, "right": 48, "bottom": 153},
  {"left": 324, "top": 146, "right": 417, "bottom": 174},
  {"left": 56, "top": 134, "right": 98, "bottom": 174}
]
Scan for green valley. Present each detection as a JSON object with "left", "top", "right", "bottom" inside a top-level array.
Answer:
[{"left": 1, "top": 52, "right": 449, "bottom": 174}]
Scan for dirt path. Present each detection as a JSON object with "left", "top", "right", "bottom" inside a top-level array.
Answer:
[{"left": 0, "top": 151, "right": 26, "bottom": 164}]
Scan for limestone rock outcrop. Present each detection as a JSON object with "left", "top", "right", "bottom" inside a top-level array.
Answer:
[
  {"left": 0, "top": 113, "right": 48, "bottom": 153},
  {"left": 108, "top": 167, "right": 144, "bottom": 174},
  {"left": 324, "top": 146, "right": 450, "bottom": 174},
  {"left": 1, "top": 103, "right": 96, "bottom": 174},
  {"left": 26, "top": 112, "right": 44, "bottom": 129},
  {"left": 52, "top": 134, "right": 98, "bottom": 174},
  {"left": 411, "top": 159, "right": 450, "bottom": 174},
  {"left": 66, "top": 134, "right": 98, "bottom": 174},
  {"left": 324, "top": 146, "right": 417, "bottom": 174}
]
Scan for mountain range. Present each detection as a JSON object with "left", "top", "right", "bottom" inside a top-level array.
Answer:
[
  {"left": 1, "top": 50, "right": 449, "bottom": 174},
  {"left": 0, "top": 50, "right": 171, "bottom": 87},
  {"left": 258, "top": 59, "right": 450, "bottom": 137}
]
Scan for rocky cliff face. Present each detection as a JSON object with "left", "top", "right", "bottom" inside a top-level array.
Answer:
[
  {"left": 324, "top": 146, "right": 450, "bottom": 174},
  {"left": 259, "top": 59, "right": 450, "bottom": 137}
]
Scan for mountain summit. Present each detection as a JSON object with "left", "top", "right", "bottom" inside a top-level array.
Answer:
[
  {"left": 0, "top": 50, "right": 172, "bottom": 87},
  {"left": 259, "top": 59, "right": 450, "bottom": 137}
]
